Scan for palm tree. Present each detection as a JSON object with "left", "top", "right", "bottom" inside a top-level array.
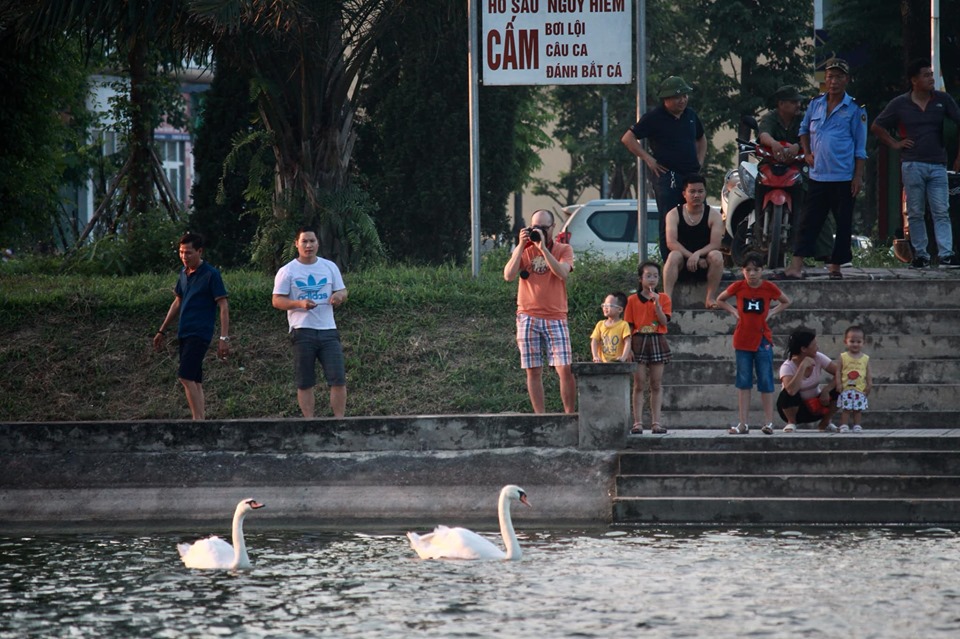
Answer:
[
  {"left": 1, "top": 0, "right": 202, "bottom": 239},
  {"left": 189, "top": 0, "right": 400, "bottom": 268}
]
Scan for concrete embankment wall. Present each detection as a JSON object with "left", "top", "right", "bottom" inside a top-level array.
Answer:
[{"left": 0, "top": 413, "right": 620, "bottom": 531}]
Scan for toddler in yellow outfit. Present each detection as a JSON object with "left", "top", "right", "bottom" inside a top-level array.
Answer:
[{"left": 835, "top": 325, "right": 872, "bottom": 433}]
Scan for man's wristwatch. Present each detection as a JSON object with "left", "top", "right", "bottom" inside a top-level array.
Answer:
[{"left": 219, "top": 336, "right": 230, "bottom": 342}]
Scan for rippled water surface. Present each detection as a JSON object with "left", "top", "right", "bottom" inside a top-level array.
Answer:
[{"left": 2, "top": 527, "right": 959, "bottom": 638}]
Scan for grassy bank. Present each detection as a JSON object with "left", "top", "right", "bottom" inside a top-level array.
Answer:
[{"left": 0, "top": 250, "right": 642, "bottom": 421}]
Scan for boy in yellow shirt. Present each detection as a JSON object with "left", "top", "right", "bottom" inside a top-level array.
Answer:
[{"left": 590, "top": 292, "right": 632, "bottom": 363}]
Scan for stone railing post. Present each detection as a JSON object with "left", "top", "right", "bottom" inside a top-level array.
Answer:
[{"left": 572, "top": 362, "right": 634, "bottom": 449}]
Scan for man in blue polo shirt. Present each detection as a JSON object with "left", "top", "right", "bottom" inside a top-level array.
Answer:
[
  {"left": 154, "top": 232, "right": 230, "bottom": 420},
  {"left": 621, "top": 76, "right": 707, "bottom": 258},
  {"left": 784, "top": 58, "right": 868, "bottom": 280},
  {"left": 871, "top": 58, "right": 960, "bottom": 269}
]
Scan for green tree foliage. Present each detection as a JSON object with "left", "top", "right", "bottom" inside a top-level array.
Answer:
[
  {"left": 2, "top": 0, "right": 204, "bottom": 235},
  {"left": 822, "top": 0, "right": 960, "bottom": 117},
  {"left": 691, "top": 0, "right": 813, "bottom": 137},
  {"left": 534, "top": 0, "right": 813, "bottom": 204},
  {"left": 354, "top": 0, "right": 548, "bottom": 264},
  {"left": 0, "top": 33, "right": 92, "bottom": 250},
  {"left": 188, "top": 0, "right": 396, "bottom": 271},
  {"left": 189, "top": 57, "right": 260, "bottom": 268}
]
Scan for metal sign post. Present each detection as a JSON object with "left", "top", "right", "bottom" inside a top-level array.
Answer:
[{"left": 468, "top": 0, "right": 634, "bottom": 277}]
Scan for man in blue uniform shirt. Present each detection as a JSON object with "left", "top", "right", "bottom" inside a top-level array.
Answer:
[
  {"left": 622, "top": 76, "right": 707, "bottom": 259},
  {"left": 783, "top": 58, "right": 867, "bottom": 280}
]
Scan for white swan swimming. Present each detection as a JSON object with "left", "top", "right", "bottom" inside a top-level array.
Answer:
[
  {"left": 407, "top": 485, "right": 531, "bottom": 561},
  {"left": 177, "top": 498, "right": 264, "bottom": 570}
]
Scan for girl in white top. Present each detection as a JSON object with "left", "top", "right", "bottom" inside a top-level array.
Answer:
[{"left": 777, "top": 328, "right": 839, "bottom": 432}]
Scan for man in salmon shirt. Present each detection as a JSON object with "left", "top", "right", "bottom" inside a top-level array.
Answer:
[{"left": 503, "top": 209, "right": 576, "bottom": 413}]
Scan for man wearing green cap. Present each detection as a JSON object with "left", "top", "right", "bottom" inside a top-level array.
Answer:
[
  {"left": 758, "top": 85, "right": 805, "bottom": 162},
  {"left": 621, "top": 75, "right": 707, "bottom": 258},
  {"left": 755, "top": 85, "right": 833, "bottom": 262},
  {"left": 755, "top": 84, "right": 824, "bottom": 255}
]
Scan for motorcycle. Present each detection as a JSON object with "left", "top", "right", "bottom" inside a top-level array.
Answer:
[
  {"left": 726, "top": 115, "right": 806, "bottom": 268},
  {"left": 720, "top": 161, "right": 759, "bottom": 266}
]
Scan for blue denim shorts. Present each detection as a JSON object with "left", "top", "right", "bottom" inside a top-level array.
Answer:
[{"left": 735, "top": 337, "right": 774, "bottom": 392}]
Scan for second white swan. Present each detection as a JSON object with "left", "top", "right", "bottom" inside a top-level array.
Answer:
[
  {"left": 177, "top": 498, "right": 264, "bottom": 570},
  {"left": 407, "top": 485, "right": 530, "bottom": 561}
]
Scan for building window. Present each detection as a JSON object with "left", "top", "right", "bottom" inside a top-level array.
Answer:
[{"left": 158, "top": 139, "right": 185, "bottom": 203}]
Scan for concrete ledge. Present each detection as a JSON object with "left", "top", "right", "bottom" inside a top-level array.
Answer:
[
  {"left": 0, "top": 448, "right": 617, "bottom": 529},
  {"left": 0, "top": 414, "right": 579, "bottom": 453}
]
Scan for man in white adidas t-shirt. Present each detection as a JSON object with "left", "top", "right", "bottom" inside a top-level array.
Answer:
[{"left": 272, "top": 227, "right": 348, "bottom": 417}]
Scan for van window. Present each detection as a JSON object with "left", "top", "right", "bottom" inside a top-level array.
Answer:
[
  {"left": 586, "top": 210, "right": 632, "bottom": 242},
  {"left": 586, "top": 208, "right": 659, "bottom": 243}
]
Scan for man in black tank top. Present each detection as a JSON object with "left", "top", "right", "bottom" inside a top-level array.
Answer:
[{"left": 662, "top": 174, "right": 726, "bottom": 308}]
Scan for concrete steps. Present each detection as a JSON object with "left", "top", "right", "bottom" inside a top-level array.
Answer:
[
  {"left": 669, "top": 334, "right": 960, "bottom": 360},
  {"left": 612, "top": 430, "right": 960, "bottom": 525},
  {"left": 657, "top": 409, "right": 958, "bottom": 429},
  {"left": 618, "top": 475, "right": 960, "bottom": 498},
  {"left": 613, "top": 273, "right": 960, "bottom": 524},
  {"left": 670, "top": 308, "right": 958, "bottom": 336},
  {"left": 661, "top": 384, "right": 960, "bottom": 409},
  {"left": 666, "top": 359, "right": 960, "bottom": 383},
  {"left": 651, "top": 273, "right": 960, "bottom": 430},
  {"left": 613, "top": 497, "right": 960, "bottom": 525}
]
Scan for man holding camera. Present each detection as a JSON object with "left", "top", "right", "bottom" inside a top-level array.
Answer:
[{"left": 503, "top": 209, "right": 576, "bottom": 413}]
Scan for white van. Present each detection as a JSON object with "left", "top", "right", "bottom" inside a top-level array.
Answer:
[{"left": 557, "top": 199, "right": 660, "bottom": 259}]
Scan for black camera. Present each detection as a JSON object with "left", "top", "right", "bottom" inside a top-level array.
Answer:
[{"left": 526, "top": 226, "right": 544, "bottom": 242}]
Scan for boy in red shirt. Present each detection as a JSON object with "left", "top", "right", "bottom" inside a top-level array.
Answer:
[{"left": 714, "top": 253, "right": 792, "bottom": 434}]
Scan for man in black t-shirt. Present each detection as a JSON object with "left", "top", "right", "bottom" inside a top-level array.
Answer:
[
  {"left": 871, "top": 58, "right": 960, "bottom": 269},
  {"left": 621, "top": 76, "right": 707, "bottom": 258}
]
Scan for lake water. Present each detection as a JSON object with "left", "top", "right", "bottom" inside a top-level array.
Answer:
[{"left": 2, "top": 527, "right": 959, "bottom": 638}]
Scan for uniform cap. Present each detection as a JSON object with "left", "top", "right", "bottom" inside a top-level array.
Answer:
[{"left": 824, "top": 58, "right": 850, "bottom": 75}]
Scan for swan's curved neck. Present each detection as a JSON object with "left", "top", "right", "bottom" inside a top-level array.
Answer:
[
  {"left": 231, "top": 510, "right": 249, "bottom": 568},
  {"left": 498, "top": 493, "right": 522, "bottom": 560}
]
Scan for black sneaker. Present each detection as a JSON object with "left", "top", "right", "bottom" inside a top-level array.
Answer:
[
  {"left": 911, "top": 257, "right": 931, "bottom": 269},
  {"left": 940, "top": 255, "right": 960, "bottom": 269}
]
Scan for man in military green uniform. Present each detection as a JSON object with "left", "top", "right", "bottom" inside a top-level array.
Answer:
[{"left": 757, "top": 85, "right": 835, "bottom": 262}]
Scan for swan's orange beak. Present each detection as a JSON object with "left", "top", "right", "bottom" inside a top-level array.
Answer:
[
  {"left": 520, "top": 494, "right": 531, "bottom": 507},
  {"left": 249, "top": 500, "right": 265, "bottom": 509}
]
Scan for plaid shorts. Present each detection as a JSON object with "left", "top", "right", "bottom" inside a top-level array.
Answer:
[
  {"left": 516, "top": 313, "right": 572, "bottom": 369},
  {"left": 632, "top": 333, "right": 671, "bottom": 364}
]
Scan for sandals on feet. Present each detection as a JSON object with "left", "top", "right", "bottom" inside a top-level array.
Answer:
[
  {"left": 650, "top": 422, "right": 667, "bottom": 434},
  {"left": 761, "top": 423, "right": 774, "bottom": 435},
  {"left": 728, "top": 423, "right": 749, "bottom": 434},
  {"left": 630, "top": 422, "right": 643, "bottom": 435}
]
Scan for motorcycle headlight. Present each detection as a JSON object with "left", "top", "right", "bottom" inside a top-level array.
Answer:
[
  {"left": 738, "top": 164, "right": 757, "bottom": 198},
  {"left": 722, "top": 171, "right": 740, "bottom": 204}
]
